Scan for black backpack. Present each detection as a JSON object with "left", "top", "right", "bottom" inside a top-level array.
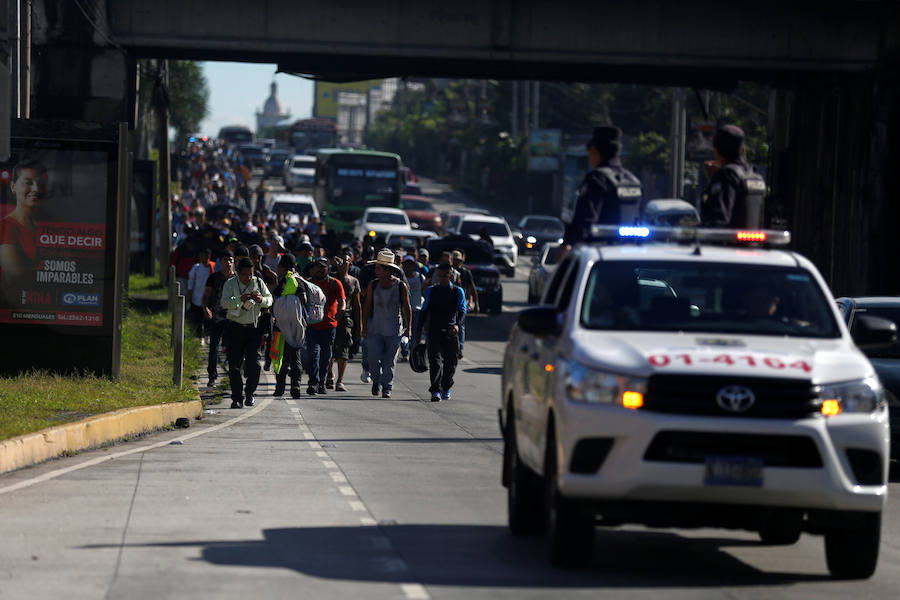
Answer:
[
  {"left": 721, "top": 163, "right": 766, "bottom": 228},
  {"left": 596, "top": 166, "right": 643, "bottom": 225}
]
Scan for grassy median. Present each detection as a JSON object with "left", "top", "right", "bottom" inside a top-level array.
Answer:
[{"left": 0, "top": 275, "right": 203, "bottom": 441}]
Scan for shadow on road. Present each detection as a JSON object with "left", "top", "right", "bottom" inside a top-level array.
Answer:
[
  {"left": 462, "top": 367, "right": 503, "bottom": 375},
  {"left": 82, "top": 525, "right": 831, "bottom": 588}
]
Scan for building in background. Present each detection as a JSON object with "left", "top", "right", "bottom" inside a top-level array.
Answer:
[{"left": 256, "top": 82, "right": 291, "bottom": 138}]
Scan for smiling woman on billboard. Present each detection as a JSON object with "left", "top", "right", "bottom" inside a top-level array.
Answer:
[{"left": 0, "top": 158, "right": 49, "bottom": 303}]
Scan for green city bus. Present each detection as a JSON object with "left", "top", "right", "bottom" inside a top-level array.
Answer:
[{"left": 313, "top": 149, "right": 403, "bottom": 235}]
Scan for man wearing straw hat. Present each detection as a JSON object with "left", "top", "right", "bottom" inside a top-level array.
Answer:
[{"left": 361, "top": 249, "right": 412, "bottom": 398}]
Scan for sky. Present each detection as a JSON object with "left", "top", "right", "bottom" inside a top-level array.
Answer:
[{"left": 198, "top": 61, "right": 314, "bottom": 138}]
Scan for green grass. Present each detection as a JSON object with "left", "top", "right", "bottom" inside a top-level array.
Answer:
[
  {"left": 129, "top": 272, "right": 167, "bottom": 298},
  {"left": 0, "top": 274, "right": 203, "bottom": 441}
]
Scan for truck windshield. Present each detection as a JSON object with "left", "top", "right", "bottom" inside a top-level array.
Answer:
[{"left": 580, "top": 261, "right": 840, "bottom": 338}]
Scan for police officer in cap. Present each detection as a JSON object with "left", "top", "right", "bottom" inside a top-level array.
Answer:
[
  {"left": 562, "top": 125, "right": 643, "bottom": 248},
  {"left": 701, "top": 124, "right": 766, "bottom": 228}
]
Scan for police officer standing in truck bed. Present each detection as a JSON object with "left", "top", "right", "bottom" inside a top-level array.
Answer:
[
  {"left": 562, "top": 125, "right": 643, "bottom": 248},
  {"left": 701, "top": 124, "right": 767, "bottom": 229}
]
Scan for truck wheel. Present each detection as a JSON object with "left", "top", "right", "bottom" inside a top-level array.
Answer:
[
  {"left": 824, "top": 511, "right": 881, "bottom": 579},
  {"left": 545, "top": 431, "right": 593, "bottom": 567},
  {"left": 505, "top": 415, "right": 545, "bottom": 535}
]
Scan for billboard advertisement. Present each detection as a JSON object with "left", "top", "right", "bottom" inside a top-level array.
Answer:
[
  {"left": 529, "top": 128, "right": 561, "bottom": 171},
  {"left": 0, "top": 120, "right": 124, "bottom": 376},
  {"left": 314, "top": 80, "right": 382, "bottom": 120}
]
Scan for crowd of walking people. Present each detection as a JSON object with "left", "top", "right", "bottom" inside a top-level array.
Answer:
[{"left": 186, "top": 227, "right": 473, "bottom": 408}]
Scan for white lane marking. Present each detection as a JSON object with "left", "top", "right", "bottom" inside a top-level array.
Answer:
[
  {"left": 359, "top": 517, "right": 377, "bottom": 526},
  {"left": 0, "top": 397, "right": 275, "bottom": 496},
  {"left": 290, "top": 407, "right": 300, "bottom": 413},
  {"left": 365, "top": 537, "right": 391, "bottom": 550},
  {"left": 330, "top": 472, "right": 347, "bottom": 483},
  {"left": 338, "top": 485, "right": 355, "bottom": 496},
  {"left": 303, "top": 432, "right": 315, "bottom": 440},
  {"left": 401, "top": 584, "right": 430, "bottom": 599},
  {"left": 349, "top": 501, "right": 366, "bottom": 512},
  {"left": 316, "top": 451, "right": 329, "bottom": 458},
  {"left": 285, "top": 399, "right": 296, "bottom": 405},
  {"left": 321, "top": 460, "right": 337, "bottom": 469},
  {"left": 307, "top": 441, "right": 320, "bottom": 449}
]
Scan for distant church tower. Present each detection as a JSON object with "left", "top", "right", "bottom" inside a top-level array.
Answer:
[{"left": 256, "top": 81, "right": 291, "bottom": 135}]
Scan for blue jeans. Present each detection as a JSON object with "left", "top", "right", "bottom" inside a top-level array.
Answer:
[
  {"left": 458, "top": 314, "right": 466, "bottom": 352},
  {"left": 367, "top": 333, "right": 402, "bottom": 392},
  {"left": 361, "top": 337, "right": 369, "bottom": 373},
  {"left": 305, "top": 327, "right": 336, "bottom": 388}
]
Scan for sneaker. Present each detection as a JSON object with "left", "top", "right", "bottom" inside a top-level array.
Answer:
[
  {"left": 307, "top": 386, "right": 317, "bottom": 396},
  {"left": 230, "top": 400, "right": 243, "bottom": 409},
  {"left": 371, "top": 382, "right": 380, "bottom": 396},
  {"left": 360, "top": 370, "right": 371, "bottom": 383},
  {"left": 207, "top": 377, "right": 218, "bottom": 388},
  {"left": 441, "top": 390, "right": 451, "bottom": 400},
  {"left": 290, "top": 387, "right": 301, "bottom": 399},
  {"left": 325, "top": 379, "right": 334, "bottom": 389},
  {"left": 273, "top": 383, "right": 285, "bottom": 397},
  {"left": 317, "top": 385, "right": 326, "bottom": 395},
  {"left": 244, "top": 396, "right": 256, "bottom": 407},
  {"left": 335, "top": 382, "right": 347, "bottom": 392},
  {"left": 431, "top": 392, "right": 441, "bottom": 402},
  {"left": 382, "top": 390, "right": 392, "bottom": 399}
]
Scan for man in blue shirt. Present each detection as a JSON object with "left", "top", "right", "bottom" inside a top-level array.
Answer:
[{"left": 414, "top": 263, "right": 467, "bottom": 402}]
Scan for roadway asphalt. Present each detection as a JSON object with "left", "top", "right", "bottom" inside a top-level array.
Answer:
[{"left": 1, "top": 179, "right": 899, "bottom": 599}]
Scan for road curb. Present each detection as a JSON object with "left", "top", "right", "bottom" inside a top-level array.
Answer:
[{"left": 0, "top": 400, "right": 203, "bottom": 475}]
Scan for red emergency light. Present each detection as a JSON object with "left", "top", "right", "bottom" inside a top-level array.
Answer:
[{"left": 736, "top": 231, "right": 767, "bottom": 242}]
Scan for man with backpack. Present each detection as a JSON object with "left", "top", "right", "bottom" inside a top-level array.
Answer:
[
  {"left": 701, "top": 124, "right": 766, "bottom": 228},
  {"left": 271, "top": 253, "right": 307, "bottom": 399},
  {"left": 304, "top": 257, "right": 345, "bottom": 395},
  {"left": 414, "top": 262, "right": 467, "bottom": 402},
  {"left": 221, "top": 257, "right": 273, "bottom": 408}
]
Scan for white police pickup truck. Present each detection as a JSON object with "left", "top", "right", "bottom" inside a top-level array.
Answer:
[{"left": 501, "top": 226, "right": 894, "bottom": 578}]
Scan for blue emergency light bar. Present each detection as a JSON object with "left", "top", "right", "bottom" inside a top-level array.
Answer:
[{"left": 590, "top": 225, "right": 791, "bottom": 247}]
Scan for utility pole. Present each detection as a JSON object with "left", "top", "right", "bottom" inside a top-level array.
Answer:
[
  {"left": 532, "top": 81, "right": 540, "bottom": 129},
  {"left": 155, "top": 60, "right": 172, "bottom": 287},
  {"left": 669, "top": 88, "right": 686, "bottom": 198},
  {"left": 511, "top": 81, "right": 519, "bottom": 140}
]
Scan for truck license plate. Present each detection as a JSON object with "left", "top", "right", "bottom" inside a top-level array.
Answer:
[{"left": 704, "top": 455, "right": 764, "bottom": 487}]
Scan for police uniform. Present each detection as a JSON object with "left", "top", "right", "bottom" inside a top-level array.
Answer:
[
  {"left": 700, "top": 124, "right": 766, "bottom": 229},
  {"left": 563, "top": 127, "right": 643, "bottom": 246}
]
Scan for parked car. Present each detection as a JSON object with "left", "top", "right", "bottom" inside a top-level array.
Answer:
[
  {"left": 426, "top": 235, "right": 502, "bottom": 314},
  {"left": 457, "top": 214, "right": 518, "bottom": 277},
  {"left": 836, "top": 296, "right": 900, "bottom": 459},
  {"left": 514, "top": 214, "right": 565, "bottom": 255},
  {"left": 265, "top": 148, "right": 291, "bottom": 178},
  {"left": 284, "top": 155, "right": 316, "bottom": 191},
  {"left": 400, "top": 195, "right": 442, "bottom": 231},
  {"left": 527, "top": 242, "right": 561, "bottom": 303},
  {"left": 385, "top": 230, "right": 439, "bottom": 255},
  {"left": 641, "top": 198, "right": 701, "bottom": 226},
  {"left": 353, "top": 207, "right": 411, "bottom": 240},
  {"left": 267, "top": 193, "right": 319, "bottom": 225},
  {"left": 237, "top": 143, "right": 269, "bottom": 171}
]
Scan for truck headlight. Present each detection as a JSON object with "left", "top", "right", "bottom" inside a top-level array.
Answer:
[
  {"left": 562, "top": 360, "right": 646, "bottom": 408},
  {"left": 818, "top": 376, "right": 885, "bottom": 415}
]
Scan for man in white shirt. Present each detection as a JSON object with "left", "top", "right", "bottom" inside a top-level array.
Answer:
[{"left": 186, "top": 248, "right": 213, "bottom": 337}]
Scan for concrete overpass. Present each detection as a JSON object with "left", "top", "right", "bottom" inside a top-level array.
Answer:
[{"left": 2, "top": 0, "right": 899, "bottom": 294}]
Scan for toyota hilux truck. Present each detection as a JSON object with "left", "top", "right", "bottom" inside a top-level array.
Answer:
[{"left": 501, "top": 226, "right": 894, "bottom": 578}]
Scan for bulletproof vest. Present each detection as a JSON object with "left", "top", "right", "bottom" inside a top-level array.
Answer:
[
  {"left": 721, "top": 163, "right": 766, "bottom": 228},
  {"left": 595, "top": 166, "right": 643, "bottom": 225}
]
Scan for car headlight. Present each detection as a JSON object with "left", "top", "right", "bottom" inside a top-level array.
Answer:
[
  {"left": 526, "top": 235, "right": 537, "bottom": 244},
  {"left": 818, "top": 376, "right": 885, "bottom": 415},
  {"left": 562, "top": 360, "right": 646, "bottom": 408}
]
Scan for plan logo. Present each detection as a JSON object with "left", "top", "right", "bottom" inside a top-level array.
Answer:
[{"left": 62, "top": 292, "right": 100, "bottom": 307}]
